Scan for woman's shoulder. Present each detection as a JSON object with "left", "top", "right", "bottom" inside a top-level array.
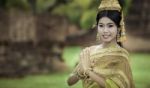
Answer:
[
  {"left": 81, "top": 45, "right": 129, "bottom": 56},
  {"left": 117, "top": 47, "right": 129, "bottom": 56}
]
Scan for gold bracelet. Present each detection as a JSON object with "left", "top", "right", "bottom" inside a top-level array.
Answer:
[
  {"left": 76, "top": 69, "right": 85, "bottom": 79},
  {"left": 83, "top": 68, "right": 93, "bottom": 78}
]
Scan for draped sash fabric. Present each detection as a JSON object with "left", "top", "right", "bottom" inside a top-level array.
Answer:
[{"left": 73, "top": 46, "right": 135, "bottom": 88}]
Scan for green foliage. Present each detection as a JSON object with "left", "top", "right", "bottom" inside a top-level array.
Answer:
[
  {"left": 124, "top": 0, "right": 132, "bottom": 15},
  {"left": 73, "top": 0, "right": 92, "bottom": 9},
  {"left": 53, "top": 3, "right": 82, "bottom": 24},
  {"left": 6, "top": 0, "right": 30, "bottom": 10},
  {"left": 52, "top": 0, "right": 98, "bottom": 29},
  {"left": 1, "top": 0, "right": 132, "bottom": 29},
  {"left": 36, "top": 0, "right": 56, "bottom": 13},
  {"left": 0, "top": 0, "right": 7, "bottom": 8},
  {"left": 80, "top": 9, "right": 97, "bottom": 30},
  {"left": 62, "top": 46, "right": 82, "bottom": 68},
  {"left": 52, "top": 0, "right": 132, "bottom": 29}
]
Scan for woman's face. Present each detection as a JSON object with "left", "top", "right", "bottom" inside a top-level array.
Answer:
[{"left": 97, "top": 17, "right": 118, "bottom": 43}]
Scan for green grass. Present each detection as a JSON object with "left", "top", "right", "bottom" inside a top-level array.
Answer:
[
  {"left": 63, "top": 46, "right": 82, "bottom": 68},
  {"left": 0, "top": 47, "right": 150, "bottom": 88},
  {"left": 0, "top": 72, "right": 82, "bottom": 88},
  {"left": 130, "top": 53, "right": 150, "bottom": 88}
]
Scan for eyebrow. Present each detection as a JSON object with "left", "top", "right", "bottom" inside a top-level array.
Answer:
[
  {"left": 98, "top": 23, "right": 114, "bottom": 25},
  {"left": 98, "top": 23, "right": 103, "bottom": 25},
  {"left": 107, "top": 23, "right": 114, "bottom": 25}
]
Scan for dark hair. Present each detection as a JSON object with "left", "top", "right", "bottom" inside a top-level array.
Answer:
[
  {"left": 96, "top": 10, "right": 121, "bottom": 27},
  {"left": 96, "top": 0, "right": 124, "bottom": 25},
  {"left": 96, "top": 10, "right": 122, "bottom": 47}
]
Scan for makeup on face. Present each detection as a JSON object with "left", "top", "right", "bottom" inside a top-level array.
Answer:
[{"left": 98, "top": 17, "right": 118, "bottom": 43}]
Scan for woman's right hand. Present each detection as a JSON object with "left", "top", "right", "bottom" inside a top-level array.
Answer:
[{"left": 80, "top": 48, "right": 91, "bottom": 73}]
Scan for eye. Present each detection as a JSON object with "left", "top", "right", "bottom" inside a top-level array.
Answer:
[
  {"left": 108, "top": 24, "right": 114, "bottom": 28},
  {"left": 98, "top": 24, "right": 104, "bottom": 27}
]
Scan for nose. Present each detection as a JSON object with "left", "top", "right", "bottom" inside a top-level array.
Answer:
[{"left": 103, "top": 26, "right": 109, "bottom": 33}]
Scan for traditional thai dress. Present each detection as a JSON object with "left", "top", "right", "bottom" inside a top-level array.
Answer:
[{"left": 72, "top": 45, "right": 135, "bottom": 88}]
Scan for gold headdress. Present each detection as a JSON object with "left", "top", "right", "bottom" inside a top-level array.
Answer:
[{"left": 98, "top": 0, "right": 126, "bottom": 42}]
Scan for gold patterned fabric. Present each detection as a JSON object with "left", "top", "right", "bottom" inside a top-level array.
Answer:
[{"left": 72, "top": 45, "right": 135, "bottom": 88}]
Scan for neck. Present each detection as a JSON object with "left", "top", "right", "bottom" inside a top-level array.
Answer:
[{"left": 101, "top": 39, "right": 118, "bottom": 48}]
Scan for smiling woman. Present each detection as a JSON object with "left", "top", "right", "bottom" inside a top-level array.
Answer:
[
  {"left": 96, "top": 10, "right": 121, "bottom": 47},
  {"left": 98, "top": 16, "right": 118, "bottom": 44},
  {"left": 67, "top": 0, "right": 135, "bottom": 88}
]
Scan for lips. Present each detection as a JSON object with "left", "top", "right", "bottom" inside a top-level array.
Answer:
[{"left": 102, "top": 35, "right": 110, "bottom": 39}]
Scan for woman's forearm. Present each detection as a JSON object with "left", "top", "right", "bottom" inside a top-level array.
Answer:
[
  {"left": 67, "top": 73, "right": 79, "bottom": 86},
  {"left": 88, "top": 71, "right": 105, "bottom": 88}
]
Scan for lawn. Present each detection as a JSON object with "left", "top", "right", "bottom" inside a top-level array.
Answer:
[
  {"left": 0, "top": 46, "right": 150, "bottom": 88},
  {"left": 0, "top": 72, "right": 82, "bottom": 88}
]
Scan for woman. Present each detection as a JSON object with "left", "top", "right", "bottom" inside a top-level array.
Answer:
[{"left": 67, "top": 0, "right": 135, "bottom": 88}]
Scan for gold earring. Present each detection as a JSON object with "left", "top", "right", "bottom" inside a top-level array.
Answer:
[
  {"left": 117, "top": 29, "right": 121, "bottom": 42},
  {"left": 96, "top": 33, "right": 101, "bottom": 42},
  {"left": 117, "top": 33, "right": 120, "bottom": 42}
]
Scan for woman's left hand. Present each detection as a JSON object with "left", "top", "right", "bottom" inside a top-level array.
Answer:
[{"left": 80, "top": 48, "right": 91, "bottom": 72}]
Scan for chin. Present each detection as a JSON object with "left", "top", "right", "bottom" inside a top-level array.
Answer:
[{"left": 102, "top": 39, "right": 112, "bottom": 43}]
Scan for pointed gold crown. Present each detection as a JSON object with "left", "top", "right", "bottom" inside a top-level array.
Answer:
[
  {"left": 98, "top": 0, "right": 126, "bottom": 42},
  {"left": 98, "top": 0, "right": 122, "bottom": 12}
]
